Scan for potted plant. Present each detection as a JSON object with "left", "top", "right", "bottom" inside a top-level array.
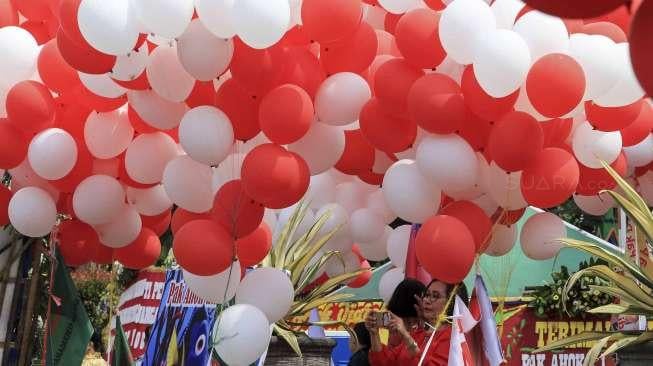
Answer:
[
  {"left": 535, "top": 162, "right": 653, "bottom": 365},
  {"left": 257, "top": 201, "right": 365, "bottom": 364}
]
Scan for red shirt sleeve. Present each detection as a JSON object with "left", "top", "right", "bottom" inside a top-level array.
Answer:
[
  {"left": 369, "top": 343, "right": 401, "bottom": 366},
  {"left": 369, "top": 327, "right": 452, "bottom": 366},
  {"left": 421, "top": 326, "right": 452, "bottom": 366}
]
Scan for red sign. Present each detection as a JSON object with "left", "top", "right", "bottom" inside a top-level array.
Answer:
[{"left": 112, "top": 270, "right": 166, "bottom": 359}]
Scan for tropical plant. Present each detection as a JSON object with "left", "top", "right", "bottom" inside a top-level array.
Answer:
[
  {"left": 259, "top": 200, "right": 365, "bottom": 357},
  {"left": 535, "top": 161, "right": 653, "bottom": 364}
]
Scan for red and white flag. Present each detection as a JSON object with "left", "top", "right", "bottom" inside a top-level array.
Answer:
[{"left": 448, "top": 295, "right": 479, "bottom": 366}]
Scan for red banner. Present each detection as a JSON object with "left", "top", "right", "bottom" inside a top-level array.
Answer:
[{"left": 112, "top": 270, "right": 166, "bottom": 359}]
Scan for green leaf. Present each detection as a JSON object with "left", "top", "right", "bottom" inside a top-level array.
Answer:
[
  {"left": 599, "top": 336, "right": 639, "bottom": 359},
  {"left": 273, "top": 323, "right": 302, "bottom": 358},
  {"left": 534, "top": 332, "right": 609, "bottom": 353},
  {"left": 583, "top": 334, "right": 621, "bottom": 366}
]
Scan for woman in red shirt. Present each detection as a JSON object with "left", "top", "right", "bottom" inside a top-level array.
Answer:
[{"left": 365, "top": 279, "right": 468, "bottom": 366}]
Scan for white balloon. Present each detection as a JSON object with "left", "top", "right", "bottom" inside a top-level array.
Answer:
[
  {"left": 304, "top": 172, "right": 337, "bottom": 210},
  {"left": 195, "top": 0, "right": 237, "bottom": 39},
  {"left": 487, "top": 162, "right": 528, "bottom": 210},
  {"left": 448, "top": 152, "right": 489, "bottom": 200},
  {"left": 179, "top": 106, "right": 234, "bottom": 166},
  {"left": 233, "top": 0, "right": 290, "bottom": 49},
  {"left": 363, "top": 3, "right": 388, "bottom": 29},
  {"left": 573, "top": 193, "right": 614, "bottom": 216},
  {"left": 315, "top": 203, "right": 353, "bottom": 252},
  {"left": 491, "top": 0, "right": 524, "bottom": 30},
  {"left": 521, "top": 212, "right": 565, "bottom": 260},
  {"left": 127, "top": 89, "right": 188, "bottom": 130},
  {"left": 315, "top": 73, "right": 372, "bottom": 126},
  {"left": 350, "top": 208, "right": 385, "bottom": 244},
  {"left": 183, "top": 261, "right": 241, "bottom": 304},
  {"left": 513, "top": 10, "right": 568, "bottom": 62},
  {"left": 440, "top": 0, "right": 496, "bottom": 65},
  {"left": 126, "top": 184, "right": 172, "bottom": 216},
  {"left": 433, "top": 56, "right": 465, "bottom": 84},
  {"left": 472, "top": 193, "right": 499, "bottom": 217},
  {"left": 379, "top": 267, "right": 405, "bottom": 303},
  {"left": 514, "top": 87, "right": 548, "bottom": 121},
  {"left": 28, "top": 128, "right": 78, "bottom": 181},
  {"left": 358, "top": 226, "right": 391, "bottom": 261},
  {"left": 0, "top": 27, "right": 38, "bottom": 87},
  {"left": 147, "top": 45, "right": 195, "bottom": 103},
  {"left": 387, "top": 224, "right": 411, "bottom": 268},
  {"left": 214, "top": 304, "right": 271, "bottom": 366},
  {"left": 325, "top": 251, "right": 360, "bottom": 278},
  {"left": 8, "top": 160, "right": 60, "bottom": 202},
  {"left": 366, "top": 189, "right": 395, "bottom": 224},
  {"left": 111, "top": 43, "right": 149, "bottom": 81},
  {"left": 416, "top": 134, "right": 477, "bottom": 194},
  {"left": 623, "top": 134, "right": 653, "bottom": 168},
  {"left": 594, "top": 43, "right": 645, "bottom": 107},
  {"left": 336, "top": 181, "right": 370, "bottom": 215},
  {"left": 162, "top": 155, "right": 214, "bottom": 213},
  {"left": 73, "top": 175, "right": 125, "bottom": 225},
  {"left": 485, "top": 224, "right": 517, "bottom": 256},
  {"left": 125, "top": 132, "right": 179, "bottom": 184},
  {"left": 263, "top": 209, "right": 278, "bottom": 232},
  {"left": 131, "top": 0, "right": 194, "bottom": 39},
  {"left": 569, "top": 34, "right": 620, "bottom": 101},
  {"left": 288, "top": 122, "right": 345, "bottom": 175},
  {"left": 84, "top": 110, "right": 134, "bottom": 159},
  {"left": 177, "top": 19, "right": 234, "bottom": 81},
  {"left": 237, "top": 267, "right": 294, "bottom": 322},
  {"left": 78, "top": 72, "right": 127, "bottom": 98},
  {"left": 572, "top": 121, "right": 622, "bottom": 169},
  {"left": 78, "top": 0, "right": 139, "bottom": 55},
  {"left": 8, "top": 187, "right": 56, "bottom": 237},
  {"left": 96, "top": 204, "right": 142, "bottom": 248},
  {"left": 211, "top": 153, "right": 246, "bottom": 191},
  {"left": 378, "top": 0, "right": 422, "bottom": 14},
  {"left": 383, "top": 160, "right": 440, "bottom": 223},
  {"left": 473, "top": 29, "right": 531, "bottom": 98}
]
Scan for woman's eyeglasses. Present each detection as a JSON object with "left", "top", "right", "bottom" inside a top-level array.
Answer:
[{"left": 422, "top": 292, "right": 445, "bottom": 301}]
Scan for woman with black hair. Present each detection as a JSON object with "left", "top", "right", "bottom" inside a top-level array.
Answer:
[
  {"left": 348, "top": 322, "right": 371, "bottom": 366},
  {"left": 365, "top": 278, "right": 469, "bottom": 366}
]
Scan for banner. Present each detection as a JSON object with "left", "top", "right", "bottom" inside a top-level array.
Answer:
[
  {"left": 141, "top": 269, "right": 217, "bottom": 366},
  {"left": 110, "top": 270, "right": 166, "bottom": 360}
]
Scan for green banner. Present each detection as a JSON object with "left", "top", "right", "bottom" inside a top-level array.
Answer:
[{"left": 111, "top": 316, "right": 134, "bottom": 366}]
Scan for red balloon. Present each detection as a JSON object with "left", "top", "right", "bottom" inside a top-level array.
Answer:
[
  {"left": 38, "top": 39, "right": 81, "bottom": 94},
  {"left": 173, "top": 220, "right": 234, "bottom": 276},
  {"left": 236, "top": 222, "right": 272, "bottom": 267},
  {"left": 215, "top": 78, "right": 261, "bottom": 141},
  {"left": 171, "top": 208, "right": 211, "bottom": 235},
  {"left": 241, "top": 144, "right": 310, "bottom": 209},
  {"left": 629, "top": 0, "right": 653, "bottom": 103},
  {"left": 586, "top": 99, "right": 643, "bottom": 132},
  {"left": 115, "top": 227, "right": 162, "bottom": 270},
  {"left": 56, "top": 28, "right": 115, "bottom": 75},
  {"left": 58, "top": 220, "right": 99, "bottom": 267},
  {"left": 20, "top": 20, "right": 52, "bottom": 44},
  {"left": 0, "top": 0, "right": 18, "bottom": 27},
  {"left": 457, "top": 111, "right": 493, "bottom": 152},
  {"left": 112, "top": 71, "right": 151, "bottom": 91},
  {"left": 415, "top": 215, "right": 475, "bottom": 284},
  {"left": 374, "top": 58, "right": 424, "bottom": 113},
  {"left": 127, "top": 105, "right": 158, "bottom": 134},
  {"left": 461, "top": 66, "right": 518, "bottom": 121},
  {"left": 212, "top": 179, "right": 264, "bottom": 238},
  {"left": 424, "top": 0, "right": 445, "bottom": 10},
  {"left": 521, "top": 147, "right": 580, "bottom": 208},
  {"left": 496, "top": 207, "right": 526, "bottom": 226},
  {"left": 335, "top": 129, "right": 375, "bottom": 175},
  {"left": 375, "top": 29, "right": 401, "bottom": 57},
  {"left": 587, "top": 1, "right": 639, "bottom": 34},
  {"left": 6, "top": 80, "right": 55, "bottom": 135},
  {"left": 522, "top": 0, "right": 627, "bottom": 19},
  {"left": 441, "top": 200, "right": 492, "bottom": 253},
  {"left": 0, "top": 185, "right": 11, "bottom": 226},
  {"left": 526, "top": 53, "right": 585, "bottom": 118},
  {"left": 320, "top": 21, "right": 377, "bottom": 74},
  {"left": 488, "top": 111, "right": 543, "bottom": 172},
  {"left": 348, "top": 260, "right": 372, "bottom": 288},
  {"left": 541, "top": 118, "right": 573, "bottom": 148},
  {"left": 301, "top": 0, "right": 362, "bottom": 43},
  {"left": 275, "top": 47, "right": 326, "bottom": 99},
  {"left": 185, "top": 80, "right": 216, "bottom": 108},
  {"left": 141, "top": 209, "right": 172, "bottom": 236},
  {"left": 13, "top": 0, "right": 51, "bottom": 21},
  {"left": 582, "top": 21, "right": 627, "bottom": 43},
  {"left": 407, "top": 73, "right": 465, "bottom": 134},
  {"left": 58, "top": 0, "right": 86, "bottom": 46},
  {"left": 50, "top": 141, "right": 93, "bottom": 193},
  {"left": 360, "top": 98, "right": 416, "bottom": 153},
  {"left": 259, "top": 84, "right": 313, "bottom": 144},
  {"left": 116, "top": 154, "right": 157, "bottom": 189},
  {"left": 394, "top": 9, "right": 445, "bottom": 69},
  {"left": 384, "top": 13, "right": 402, "bottom": 34},
  {"left": 93, "top": 243, "right": 114, "bottom": 264},
  {"left": 229, "top": 38, "right": 283, "bottom": 97},
  {"left": 358, "top": 170, "right": 384, "bottom": 185},
  {"left": 576, "top": 152, "right": 627, "bottom": 195},
  {"left": 53, "top": 96, "right": 92, "bottom": 138},
  {"left": 280, "top": 25, "right": 312, "bottom": 47},
  {"left": 0, "top": 120, "right": 29, "bottom": 169},
  {"left": 363, "top": 55, "right": 393, "bottom": 92},
  {"left": 622, "top": 102, "right": 653, "bottom": 147},
  {"left": 74, "top": 85, "right": 127, "bottom": 112}
]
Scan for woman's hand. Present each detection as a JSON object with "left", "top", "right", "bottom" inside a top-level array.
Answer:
[
  {"left": 413, "top": 294, "right": 425, "bottom": 320},
  {"left": 386, "top": 312, "right": 408, "bottom": 337},
  {"left": 365, "top": 311, "right": 380, "bottom": 332}
]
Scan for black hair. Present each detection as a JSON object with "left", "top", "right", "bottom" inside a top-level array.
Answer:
[
  {"left": 353, "top": 322, "right": 370, "bottom": 349},
  {"left": 426, "top": 279, "right": 469, "bottom": 317},
  {"left": 387, "top": 278, "right": 426, "bottom": 318}
]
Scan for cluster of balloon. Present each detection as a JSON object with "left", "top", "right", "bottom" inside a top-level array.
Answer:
[{"left": 0, "top": 0, "right": 651, "bottom": 362}]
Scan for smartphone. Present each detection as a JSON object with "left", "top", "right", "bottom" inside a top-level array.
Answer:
[{"left": 376, "top": 311, "right": 392, "bottom": 328}]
